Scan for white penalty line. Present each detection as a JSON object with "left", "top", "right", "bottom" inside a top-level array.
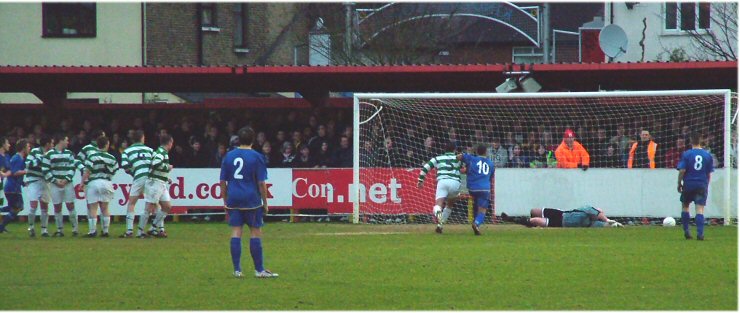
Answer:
[{"left": 312, "top": 231, "right": 410, "bottom": 236}]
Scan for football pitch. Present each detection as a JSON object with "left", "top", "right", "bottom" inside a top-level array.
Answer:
[{"left": 0, "top": 222, "right": 736, "bottom": 310}]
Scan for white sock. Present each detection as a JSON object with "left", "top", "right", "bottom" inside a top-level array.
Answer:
[
  {"left": 54, "top": 211, "right": 63, "bottom": 231},
  {"left": 125, "top": 212, "right": 135, "bottom": 233},
  {"left": 102, "top": 216, "right": 110, "bottom": 233},
  {"left": 68, "top": 208, "right": 78, "bottom": 232},
  {"left": 440, "top": 208, "right": 452, "bottom": 224},
  {"left": 433, "top": 205, "right": 442, "bottom": 215},
  {"left": 138, "top": 213, "right": 150, "bottom": 235},
  {"left": 153, "top": 210, "right": 167, "bottom": 231},
  {"left": 89, "top": 216, "right": 97, "bottom": 233},
  {"left": 28, "top": 207, "right": 37, "bottom": 227},
  {"left": 40, "top": 210, "right": 49, "bottom": 232}
]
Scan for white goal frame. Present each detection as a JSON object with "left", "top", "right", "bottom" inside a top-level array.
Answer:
[{"left": 352, "top": 89, "right": 736, "bottom": 225}]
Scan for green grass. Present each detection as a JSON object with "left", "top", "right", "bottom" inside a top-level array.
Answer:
[{"left": 0, "top": 222, "right": 736, "bottom": 310}]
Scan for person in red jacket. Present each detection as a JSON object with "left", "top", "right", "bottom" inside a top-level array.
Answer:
[{"left": 555, "top": 129, "right": 590, "bottom": 170}]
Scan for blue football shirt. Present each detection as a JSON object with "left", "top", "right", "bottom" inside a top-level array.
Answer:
[
  {"left": 4, "top": 153, "right": 25, "bottom": 193},
  {"left": 220, "top": 148, "right": 268, "bottom": 209},
  {"left": 462, "top": 153, "right": 494, "bottom": 191},
  {"left": 0, "top": 153, "right": 8, "bottom": 189},
  {"left": 677, "top": 148, "right": 714, "bottom": 189}
]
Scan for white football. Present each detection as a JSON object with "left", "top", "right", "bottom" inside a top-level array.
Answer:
[{"left": 663, "top": 217, "right": 677, "bottom": 227}]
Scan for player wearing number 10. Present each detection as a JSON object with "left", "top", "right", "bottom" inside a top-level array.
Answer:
[
  {"left": 459, "top": 144, "right": 494, "bottom": 235},
  {"left": 220, "top": 127, "right": 277, "bottom": 278},
  {"left": 677, "top": 131, "right": 713, "bottom": 241}
]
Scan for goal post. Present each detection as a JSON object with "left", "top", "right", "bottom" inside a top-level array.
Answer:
[{"left": 352, "top": 90, "right": 737, "bottom": 225}]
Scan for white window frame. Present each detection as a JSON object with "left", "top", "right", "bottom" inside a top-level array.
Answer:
[
  {"left": 663, "top": 2, "right": 711, "bottom": 34},
  {"left": 512, "top": 46, "right": 544, "bottom": 64}
]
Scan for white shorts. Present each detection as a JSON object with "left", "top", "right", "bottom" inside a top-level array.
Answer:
[
  {"left": 130, "top": 178, "right": 147, "bottom": 198},
  {"left": 27, "top": 180, "right": 52, "bottom": 203},
  {"left": 86, "top": 179, "right": 114, "bottom": 204},
  {"left": 51, "top": 183, "right": 75, "bottom": 205},
  {"left": 435, "top": 179, "right": 461, "bottom": 200},
  {"left": 144, "top": 179, "right": 170, "bottom": 204}
]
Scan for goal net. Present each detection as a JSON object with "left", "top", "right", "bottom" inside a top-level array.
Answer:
[{"left": 352, "top": 90, "right": 738, "bottom": 225}]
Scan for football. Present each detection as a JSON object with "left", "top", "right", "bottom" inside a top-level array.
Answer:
[{"left": 663, "top": 217, "right": 677, "bottom": 227}]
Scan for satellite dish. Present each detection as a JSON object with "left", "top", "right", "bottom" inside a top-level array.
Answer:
[{"left": 599, "top": 24, "right": 628, "bottom": 59}]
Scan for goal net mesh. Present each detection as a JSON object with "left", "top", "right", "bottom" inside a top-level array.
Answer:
[{"left": 356, "top": 92, "right": 736, "bottom": 225}]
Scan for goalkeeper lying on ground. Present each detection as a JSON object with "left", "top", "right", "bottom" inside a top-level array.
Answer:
[{"left": 501, "top": 205, "right": 623, "bottom": 228}]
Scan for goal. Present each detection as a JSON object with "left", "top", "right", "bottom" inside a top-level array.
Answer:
[{"left": 352, "top": 90, "right": 737, "bottom": 225}]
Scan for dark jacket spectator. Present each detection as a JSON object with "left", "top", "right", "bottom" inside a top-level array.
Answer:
[
  {"left": 308, "top": 124, "right": 329, "bottom": 155},
  {"left": 291, "top": 145, "right": 317, "bottom": 168},
  {"left": 211, "top": 142, "right": 227, "bottom": 167},
  {"left": 332, "top": 136, "right": 353, "bottom": 167},
  {"left": 261, "top": 141, "right": 281, "bottom": 168},
  {"left": 315, "top": 142, "right": 333, "bottom": 168},
  {"left": 603, "top": 144, "right": 623, "bottom": 168},
  {"left": 185, "top": 137, "right": 211, "bottom": 168},
  {"left": 591, "top": 128, "right": 611, "bottom": 167}
]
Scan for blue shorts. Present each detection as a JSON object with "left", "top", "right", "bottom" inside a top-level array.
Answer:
[
  {"left": 680, "top": 186, "right": 708, "bottom": 206},
  {"left": 228, "top": 208, "right": 264, "bottom": 228},
  {"left": 2, "top": 193, "right": 23, "bottom": 210},
  {"left": 469, "top": 191, "right": 491, "bottom": 211}
]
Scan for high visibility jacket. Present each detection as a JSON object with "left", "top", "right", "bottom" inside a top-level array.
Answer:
[
  {"left": 628, "top": 140, "right": 657, "bottom": 169},
  {"left": 555, "top": 140, "right": 590, "bottom": 168}
]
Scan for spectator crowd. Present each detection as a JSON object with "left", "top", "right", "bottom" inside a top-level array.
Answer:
[
  {"left": 1, "top": 106, "right": 734, "bottom": 171},
  {"left": 0, "top": 107, "right": 354, "bottom": 169}
]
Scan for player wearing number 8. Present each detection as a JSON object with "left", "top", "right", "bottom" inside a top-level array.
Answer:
[
  {"left": 458, "top": 144, "right": 494, "bottom": 235},
  {"left": 676, "top": 131, "right": 713, "bottom": 241},
  {"left": 220, "top": 126, "right": 277, "bottom": 278}
]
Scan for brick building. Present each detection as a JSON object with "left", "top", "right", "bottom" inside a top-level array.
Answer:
[{"left": 145, "top": 3, "right": 314, "bottom": 66}]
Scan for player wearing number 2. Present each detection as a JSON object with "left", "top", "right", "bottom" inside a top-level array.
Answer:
[
  {"left": 459, "top": 144, "right": 494, "bottom": 235},
  {"left": 220, "top": 127, "right": 277, "bottom": 278},
  {"left": 677, "top": 131, "right": 713, "bottom": 240}
]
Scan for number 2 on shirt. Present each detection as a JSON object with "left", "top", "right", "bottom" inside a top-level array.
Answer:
[{"left": 234, "top": 157, "right": 244, "bottom": 179}]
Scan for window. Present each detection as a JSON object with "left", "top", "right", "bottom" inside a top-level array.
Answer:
[
  {"left": 200, "top": 3, "right": 217, "bottom": 27},
  {"left": 665, "top": 2, "right": 711, "bottom": 31},
  {"left": 42, "top": 3, "right": 96, "bottom": 38},
  {"left": 234, "top": 4, "right": 248, "bottom": 48},
  {"left": 512, "top": 47, "right": 544, "bottom": 64}
]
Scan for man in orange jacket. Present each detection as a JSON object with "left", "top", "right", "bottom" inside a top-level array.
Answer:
[
  {"left": 628, "top": 129, "right": 658, "bottom": 168},
  {"left": 555, "top": 129, "right": 590, "bottom": 170}
]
